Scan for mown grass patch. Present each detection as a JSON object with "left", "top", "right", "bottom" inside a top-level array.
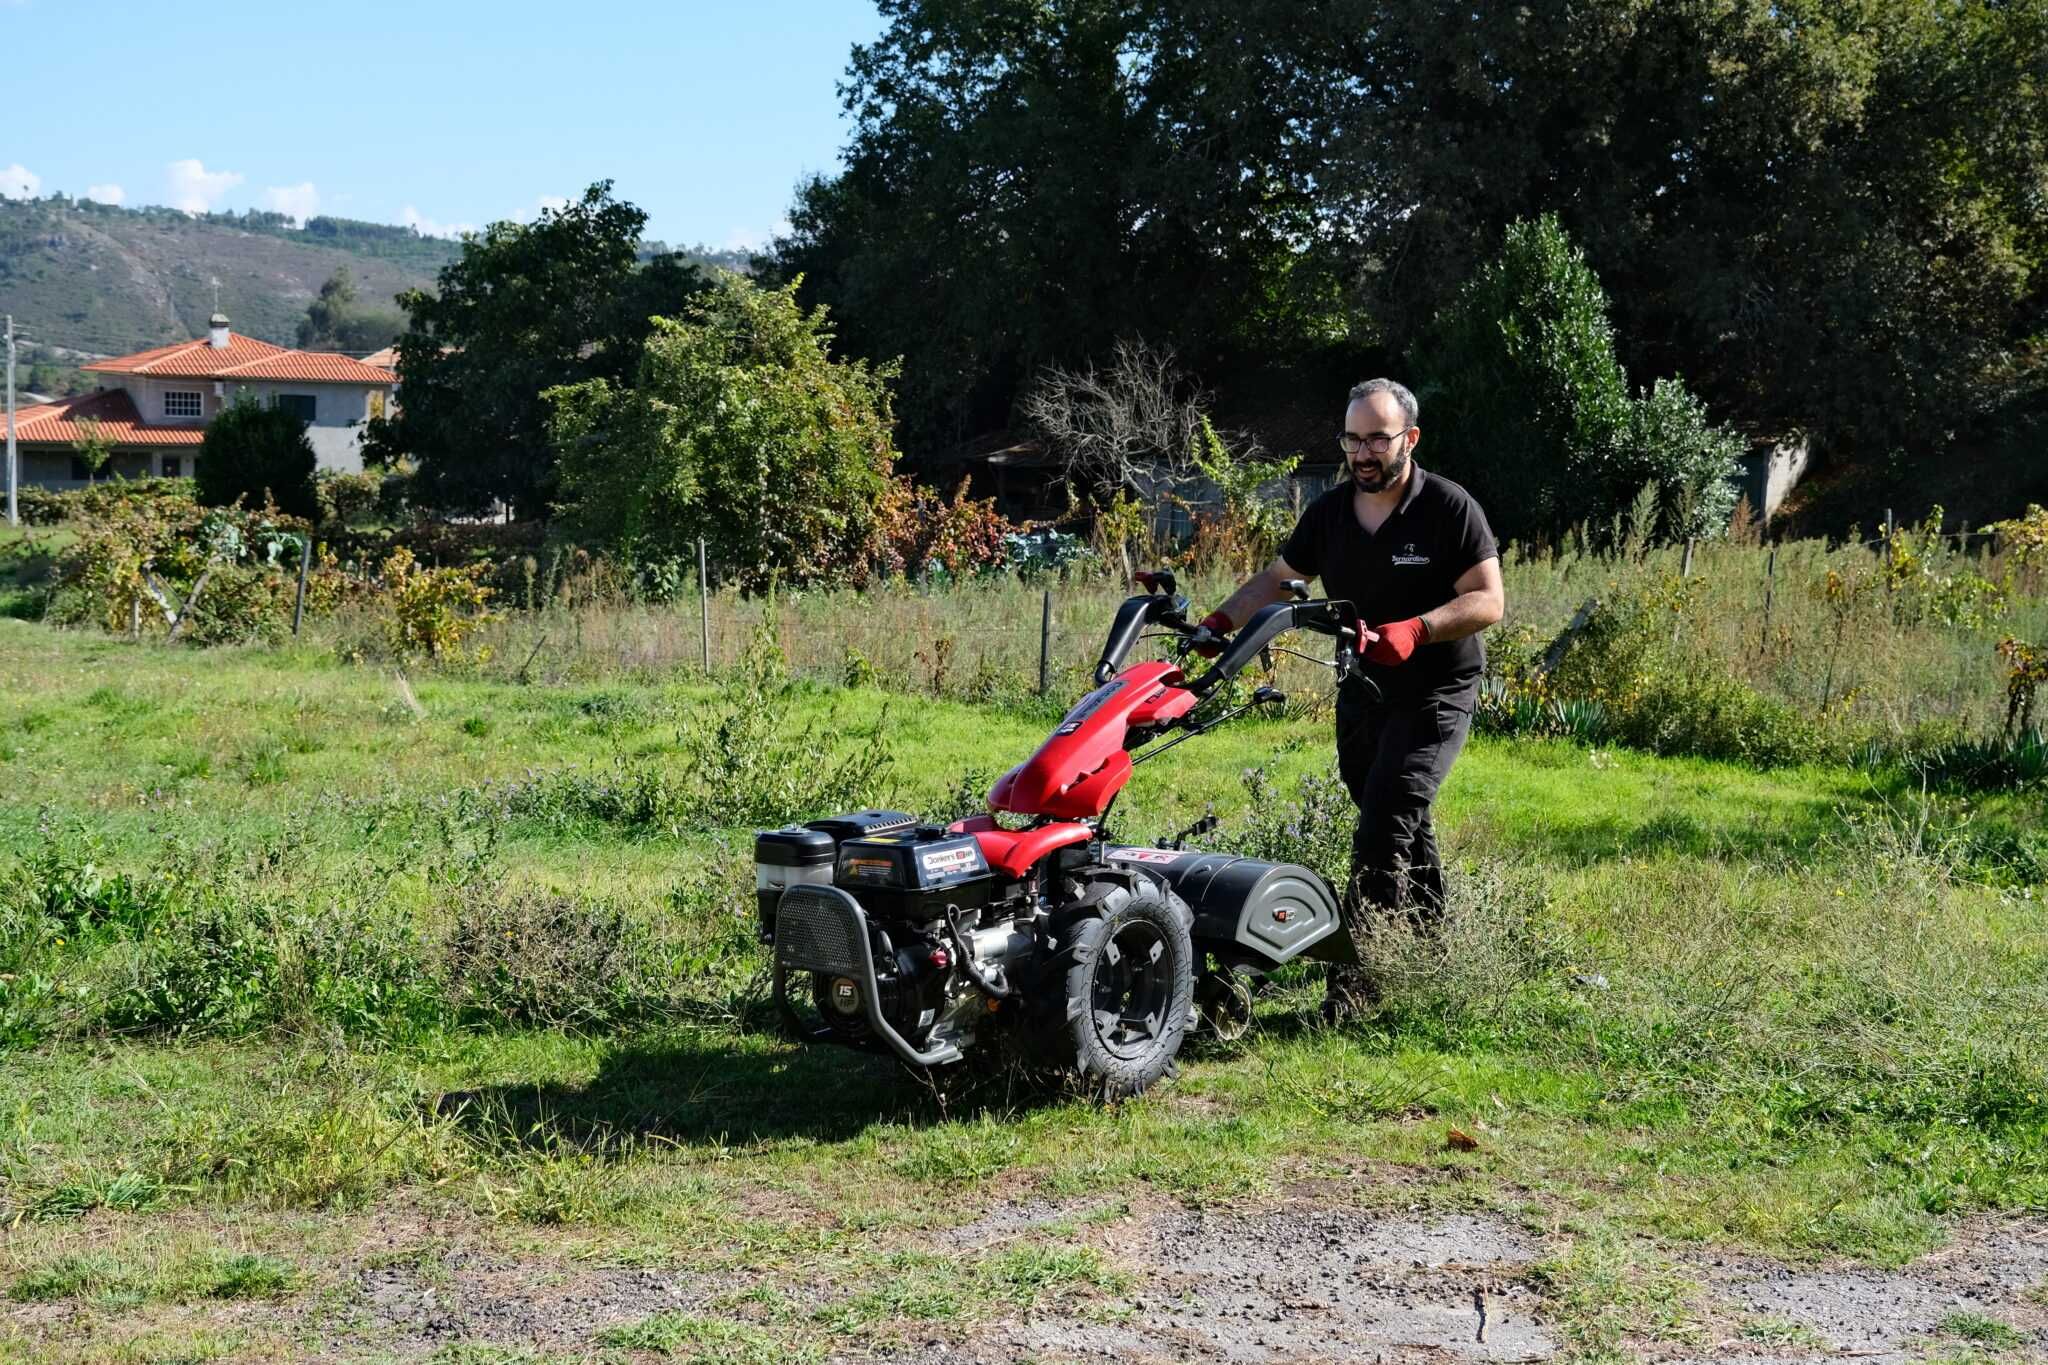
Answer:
[
  {"left": 8, "top": 1249, "right": 296, "bottom": 1305},
  {"left": 0, "top": 614, "right": 2042, "bottom": 1340}
]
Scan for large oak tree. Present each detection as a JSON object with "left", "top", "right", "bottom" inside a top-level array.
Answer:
[{"left": 364, "top": 182, "right": 707, "bottom": 518}]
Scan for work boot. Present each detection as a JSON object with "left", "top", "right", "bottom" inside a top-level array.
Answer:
[{"left": 1320, "top": 963, "right": 1382, "bottom": 1027}]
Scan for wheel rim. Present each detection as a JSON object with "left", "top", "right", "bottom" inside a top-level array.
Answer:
[
  {"left": 1201, "top": 975, "right": 1254, "bottom": 1042},
  {"left": 1090, "top": 919, "right": 1172, "bottom": 1060}
]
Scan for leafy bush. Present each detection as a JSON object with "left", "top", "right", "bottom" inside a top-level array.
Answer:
[
  {"left": 441, "top": 889, "right": 666, "bottom": 1028},
  {"left": 1529, "top": 578, "right": 1833, "bottom": 766},
  {"left": 1606, "top": 667, "right": 1816, "bottom": 768},
  {"left": 868, "top": 476, "right": 1019, "bottom": 582},
  {"left": 1212, "top": 764, "right": 1357, "bottom": 891},
  {"left": 1182, "top": 415, "right": 1304, "bottom": 575},
  {"left": 196, "top": 396, "right": 319, "bottom": 520},
  {"left": 18, "top": 478, "right": 195, "bottom": 527},
  {"left": 42, "top": 483, "right": 317, "bottom": 643},
  {"left": 316, "top": 469, "right": 384, "bottom": 527},
  {"left": 378, "top": 546, "right": 497, "bottom": 659},
  {"left": 1351, "top": 858, "right": 1574, "bottom": 1051},
  {"left": 1416, "top": 214, "right": 1741, "bottom": 547},
  {"left": 550, "top": 274, "right": 898, "bottom": 589}
]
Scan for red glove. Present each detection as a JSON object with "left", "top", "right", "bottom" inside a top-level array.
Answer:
[
  {"left": 1363, "top": 616, "right": 1428, "bottom": 666},
  {"left": 1190, "top": 609, "right": 1233, "bottom": 658}
]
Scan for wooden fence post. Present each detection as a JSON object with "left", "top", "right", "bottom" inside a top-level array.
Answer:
[
  {"left": 1038, "top": 589, "right": 1052, "bottom": 697},
  {"left": 1761, "top": 545, "right": 1777, "bottom": 656},
  {"left": 697, "top": 537, "right": 711, "bottom": 672},
  {"left": 291, "top": 535, "right": 311, "bottom": 637}
]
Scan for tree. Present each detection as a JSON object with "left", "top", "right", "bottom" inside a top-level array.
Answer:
[
  {"left": 759, "top": 0, "right": 1357, "bottom": 456},
  {"left": 196, "top": 397, "right": 318, "bottom": 520},
  {"left": 70, "top": 418, "right": 114, "bottom": 486},
  {"left": 1413, "top": 216, "right": 1740, "bottom": 547},
  {"left": 548, "top": 276, "right": 898, "bottom": 589},
  {"left": 296, "top": 267, "right": 403, "bottom": 354},
  {"left": 769, "top": 0, "right": 2046, "bottom": 490},
  {"left": 1316, "top": 0, "right": 2048, "bottom": 458},
  {"left": 1020, "top": 340, "right": 1208, "bottom": 502},
  {"left": 362, "top": 182, "right": 707, "bottom": 518}
]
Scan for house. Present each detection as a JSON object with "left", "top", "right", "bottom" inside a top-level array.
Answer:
[{"left": 5, "top": 314, "right": 397, "bottom": 489}]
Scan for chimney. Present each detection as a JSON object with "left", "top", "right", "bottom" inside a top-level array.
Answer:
[{"left": 208, "top": 313, "right": 231, "bottom": 349}]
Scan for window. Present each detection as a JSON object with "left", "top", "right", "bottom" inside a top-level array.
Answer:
[
  {"left": 69, "top": 457, "right": 91, "bottom": 481},
  {"left": 163, "top": 390, "right": 203, "bottom": 419},
  {"left": 273, "top": 393, "right": 318, "bottom": 423},
  {"left": 161, "top": 455, "right": 182, "bottom": 478}
]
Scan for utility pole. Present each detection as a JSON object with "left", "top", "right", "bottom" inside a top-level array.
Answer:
[{"left": 5, "top": 314, "right": 16, "bottom": 527}]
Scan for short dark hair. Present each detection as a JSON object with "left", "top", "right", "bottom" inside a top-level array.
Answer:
[{"left": 1348, "top": 377, "right": 1419, "bottom": 428}]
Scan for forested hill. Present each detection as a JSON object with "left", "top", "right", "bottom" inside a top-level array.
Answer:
[{"left": 0, "top": 198, "right": 461, "bottom": 358}]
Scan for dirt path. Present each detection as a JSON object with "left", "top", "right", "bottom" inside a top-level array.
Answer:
[{"left": 9, "top": 1195, "right": 2047, "bottom": 1362}]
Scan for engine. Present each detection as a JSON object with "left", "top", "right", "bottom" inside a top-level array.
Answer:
[{"left": 755, "top": 810, "right": 1032, "bottom": 1056}]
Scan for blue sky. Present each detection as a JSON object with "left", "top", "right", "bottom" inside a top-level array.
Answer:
[{"left": 0, "top": 0, "right": 885, "bottom": 249}]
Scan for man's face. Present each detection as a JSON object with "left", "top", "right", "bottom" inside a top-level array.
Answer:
[{"left": 1343, "top": 395, "right": 1417, "bottom": 493}]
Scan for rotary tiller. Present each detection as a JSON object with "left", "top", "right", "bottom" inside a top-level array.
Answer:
[{"left": 754, "top": 572, "right": 1369, "bottom": 1098}]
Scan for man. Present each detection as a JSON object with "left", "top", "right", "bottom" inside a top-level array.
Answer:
[{"left": 1197, "top": 378, "right": 1503, "bottom": 1017}]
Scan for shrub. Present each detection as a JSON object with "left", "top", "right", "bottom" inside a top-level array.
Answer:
[
  {"left": 43, "top": 483, "right": 314, "bottom": 643},
  {"left": 1416, "top": 214, "right": 1740, "bottom": 547},
  {"left": 550, "top": 274, "right": 898, "bottom": 589},
  {"left": 868, "top": 476, "right": 1020, "bottom": 582},
  {"left": 1539, "top": 578, "right": 1833, "bottom": 767},
  {"left": 378, "top": 546, "right": 497, "bottom": 659},
  {"left": 316, "top": 469, "right": 384, "bottom": 527},
  {"left": 441, "top": 889, "right": 663, "bottom": 1028},
  {"left": 1213, "top": 764, "right": 1357, "bottom": 891},
  {"left": 196, "top": 396, "right": 319, "bottom": 520}
]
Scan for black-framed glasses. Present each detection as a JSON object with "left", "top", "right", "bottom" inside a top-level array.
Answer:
[{"left": 1339, "top": 429, "right": 1406, "bottom": 455}]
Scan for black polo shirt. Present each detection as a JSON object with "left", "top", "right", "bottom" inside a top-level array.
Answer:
[{"left": 1279, "top": 464, "right": 1498, "bottom": 708}]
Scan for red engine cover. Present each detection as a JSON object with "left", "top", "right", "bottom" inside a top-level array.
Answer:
[
  {"left": 948, "top": 815, "right": 1094, "bottom": 879},
  {"left": 987, "top": 660, "right": 1195, "bottom": 819}
]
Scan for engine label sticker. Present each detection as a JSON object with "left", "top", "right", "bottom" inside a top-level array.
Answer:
[
  {"left": 1109, "top": 848, "right": 1183, "bottom": 864},
  {"left": 920, "top": 846, "right": 981, "bottom": 876},
  {"left": 842, "top": 856, "right": 897, "bottom": 882}
]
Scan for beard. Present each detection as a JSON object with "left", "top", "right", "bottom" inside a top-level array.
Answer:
[{"left": 1350, "top": 447, "right": 1409, "bottom": 493}]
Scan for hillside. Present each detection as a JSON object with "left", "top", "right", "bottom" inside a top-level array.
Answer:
[{"left": 0, "top": 198, "right": 460, "bottom": 359}]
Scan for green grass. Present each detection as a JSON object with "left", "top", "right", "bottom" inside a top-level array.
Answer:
[
  {"left": 599, "top": 1311, "right": 813, "bottom": 1363},
  {"left": 9, "top": 1249, "right": 296, "bottom": 1305},
  {"left": 0, "top": 618, "right": 2044, "bottom": 1360},
  {"left": 1937, "top": 1310, "right": 2027, "bottom": 1349}
]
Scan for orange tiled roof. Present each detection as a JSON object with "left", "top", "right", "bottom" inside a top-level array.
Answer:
[
  {"left": 358, "top": 346, "right": 399, "bottom": 371},
  {"left": 5, "top": 389, "right": 207, "bottom": 447},
  {"left": 84, "top": 333, "right": 397, "bottom": 385}
]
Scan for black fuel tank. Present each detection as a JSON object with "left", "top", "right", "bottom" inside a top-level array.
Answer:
[{"left": 1104, "top": 847, "right": 1349, "bottom": 969}]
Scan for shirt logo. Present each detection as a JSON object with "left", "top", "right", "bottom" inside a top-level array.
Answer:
[{"left": 1391, "top": 542, "right": 1431, "bottom": 567}]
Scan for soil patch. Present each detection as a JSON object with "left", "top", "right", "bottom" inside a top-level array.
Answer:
[{"left": 908, "top": 1205, "right": 1553, "bottom": 1364}]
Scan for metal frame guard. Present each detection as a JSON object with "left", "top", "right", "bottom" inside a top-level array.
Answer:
[{"left": 771, "top": 883, "right": 962, "bottom": 1068}]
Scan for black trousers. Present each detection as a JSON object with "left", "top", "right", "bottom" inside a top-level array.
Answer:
[{"left": 1333, "top": 685, "right": 1473, "bottom": 929}]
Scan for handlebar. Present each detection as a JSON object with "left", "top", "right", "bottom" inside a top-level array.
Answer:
[
  {"left": 1183, "top": 598, "right": 1359, "bottom": 697},
  {"left": 1095, "top": 573, "right": 1363, "bottom": 697}
]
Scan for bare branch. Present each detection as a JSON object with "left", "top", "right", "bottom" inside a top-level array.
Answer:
[{"left": 1021, "top": 339, "right": 1209, "bottom": 501}]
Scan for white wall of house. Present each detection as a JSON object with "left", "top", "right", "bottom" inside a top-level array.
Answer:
[
  {"left": 106, "top": 376, "right": 388, "bottom": 475},
  {"left": 222, "top": 381, "right": 377, "bottom": 474}
]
